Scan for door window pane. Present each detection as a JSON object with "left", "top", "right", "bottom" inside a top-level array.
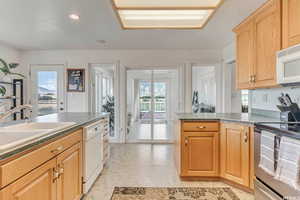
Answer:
[
  {"left": 37, "top": 71, "right": 58, "bottom": 116},
  {"left": 192, "top": 66, "right": 216, "bottom": 113}
]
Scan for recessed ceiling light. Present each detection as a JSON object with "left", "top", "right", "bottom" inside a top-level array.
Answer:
[
  {"left": 69, "top": 14, "right": 80, "bottom": 20},
  {"left": 112, "top": 0, "right": 223, "bottom": 29}
]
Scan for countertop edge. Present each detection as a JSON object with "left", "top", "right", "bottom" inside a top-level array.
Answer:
[{"left": 0, "top": 114, "right": 109, "bottom": 161}]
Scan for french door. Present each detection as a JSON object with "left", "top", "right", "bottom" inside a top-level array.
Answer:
[
  {"left": 126, "top": 69, "right": 176, "bottom": 143},
  {"left": 30, "top": 65, "right": 65, "bottom": 117}
]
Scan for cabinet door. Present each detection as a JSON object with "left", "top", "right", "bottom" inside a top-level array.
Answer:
[
  {"left": 235, "top": 20, "right": 254, "bottom": 89},
  {"left": 283, "top": 0, "right": 300, "bottom": 48},
  {"left": 0, "top": 159, "right": 57, "bottom": 200},
  {"left": 57, "top": 142, "right": 82, "bottom": 200},
  {"left": 220, "top": 123, "right": 250, "bottom": 187},
  {"left": 182, "top": 132, "right": 219, "bottom": 177},
  {"left": 253, "top": 0, "right": 281, "bottom": 88}
]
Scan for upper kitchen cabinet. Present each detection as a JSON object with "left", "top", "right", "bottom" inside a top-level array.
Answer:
[
  {"left": 234, "top": 0, "right": 281, "bottom": 89},
  {"left": 235, "top": 20, "right": 254, "bottom": 89},
  {"left": 253, "top": 0, "right": 281, "bottom": 88},
  {"left": 282, "top": 0, "right": 300, "bottom": 48}
]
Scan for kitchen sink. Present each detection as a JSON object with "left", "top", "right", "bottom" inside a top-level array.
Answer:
[
  {"left": 0, "top": 122, "right": 76, "bottom": 153},
  {"left": 0, "top": 122, "right": 76, "bottom": 131}
]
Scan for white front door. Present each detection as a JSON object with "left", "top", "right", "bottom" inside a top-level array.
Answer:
[{"left": 30, "top": 65, "right": 65, "bottom": 117}]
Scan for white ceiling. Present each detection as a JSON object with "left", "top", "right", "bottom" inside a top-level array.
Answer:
[{"left": 0, "top": 0, "right": 267, "bottom": 51}]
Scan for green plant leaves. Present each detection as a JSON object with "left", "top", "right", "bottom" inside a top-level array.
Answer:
[
  {"left": 0, "top": 86, "right": 6, "bottom": 96},
  {"left": 0, "top": 58, "right": 24, "bottom": 78}
]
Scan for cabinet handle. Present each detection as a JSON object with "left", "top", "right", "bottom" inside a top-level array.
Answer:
[
  {"left": 53, "top": 168, "right": 59, "bottom": 182},
  {"left": 253, "top": 75, "right": 256, "bottom": 83},
  {"left": 185, "top": 137, "right": 188, "bottom": 146},
  {"left": 244, "top": 131, "right": 249, "bottom": 143},
  {"left": 51, "top": 146, "right": 64, "bottom": 153},
  {"left": 196, "top": 126, "right": 206, "bottom": 129},
  {"left": 58, "top": 166, "right": 64, "bottom": 178},
  {"left": 249, "top": 75, "right": 253, "bottom": 83}
]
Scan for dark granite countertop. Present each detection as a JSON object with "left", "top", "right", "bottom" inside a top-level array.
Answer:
[
  {"left": 0, "top": 112, "right": 109, "bottom": 161},
  {"left": 176, "top": 113, "right": 281, "bottom": 124}
]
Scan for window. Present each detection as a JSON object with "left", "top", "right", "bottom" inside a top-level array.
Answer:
[{"left": 241, "top": 90, "right": 249, "bottom": 113}]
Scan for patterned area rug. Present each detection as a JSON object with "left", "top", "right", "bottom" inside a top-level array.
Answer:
[{"left": 111, "top": 187, "right": 240, "bottom": 200}]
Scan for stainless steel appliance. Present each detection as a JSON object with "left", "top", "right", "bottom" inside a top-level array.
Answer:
[
  {"left": 255, "top": 123, "right": 300, "bottom": 200},
  {"left": 277, "top": 44, "right": 300, "bottom": 85}
]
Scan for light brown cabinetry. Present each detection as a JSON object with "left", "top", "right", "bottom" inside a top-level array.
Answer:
[
  {"left": 0, "top": 129, "right": 83, "bottom": 200},
  {"left": 0, "top": 159, "right": 57, "bottom": 200},
  {"left": 57, "top": 143, "right": 82, "bottom": 200},
  {"left": 180, "top": 121, "right": 219, "bottom": 177},
  {"left": 234, "top": 0, "right": 281, "bottom": 89},
  {"left": 220, "top": 123, "right": 250, "bottom": 187},
  {"left": 176, "top": 120, "right": 255, "bottom": 191},
  {"left": 235, "top": 20, "right": 254, "bottom": 89},
  {"left": 282, "top": 0, "right": 300, "bottom": 48}
]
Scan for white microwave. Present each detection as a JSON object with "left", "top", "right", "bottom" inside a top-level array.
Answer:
[{"left": 277, "top": 44, "right": 300, "bottom": 85}]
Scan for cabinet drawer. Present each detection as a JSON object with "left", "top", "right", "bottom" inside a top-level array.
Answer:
[
  {"left": 0, "top": 129, "right": 83, "bottom": 188},
  {"left": 182, "top": 122, "right": 219, "bottom": 132}
]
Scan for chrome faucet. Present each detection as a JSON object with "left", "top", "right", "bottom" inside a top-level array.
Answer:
[{"left": 0, "top": 104, "right": 33, "bottom": 122}]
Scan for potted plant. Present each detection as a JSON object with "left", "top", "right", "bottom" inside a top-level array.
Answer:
[
  {"left": 0, "top": 58, "right": 24, "bottom": 96},
  {"left": 102, "top": 95, "right": 114, "bottom": 133}
]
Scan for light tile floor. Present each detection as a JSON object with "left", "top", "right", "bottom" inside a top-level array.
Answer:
[{"left": 84, "top": 144, "right": 254, "bottom": 200}]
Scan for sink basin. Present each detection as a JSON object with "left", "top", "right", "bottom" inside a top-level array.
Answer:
[
  {"left": 1, "top": 122, "right": 76, "bottom": 131},
  {"left": 0, "top": 122, "right": 77, "bottom": 153},
  {"left": 0, "top": 129, "right": 53, "bottom": 152}
]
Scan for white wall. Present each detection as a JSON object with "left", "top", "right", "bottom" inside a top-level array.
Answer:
[{"left": 20, "top": 49, "right": 221, "bottom": 112}]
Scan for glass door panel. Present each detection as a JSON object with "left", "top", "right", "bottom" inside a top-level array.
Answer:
[
  {"left": 126, "top": 69, "right": 178, "bottom": 143},
  {"left": 37, "top": 71, "right": 58, "bottom": 116},
  {"left": 31, "top": 66, "right": 65, "bottom": 117}
]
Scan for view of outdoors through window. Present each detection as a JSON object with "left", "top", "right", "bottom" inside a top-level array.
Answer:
[
  {"left": 37, "top": 71, "right": 58, "bottom": 116},
  {"left": 241, "top": 90, "right": 249, "bottom": 113},
  {"left": 139, "top": 81, "right": 166, "bottom": 120}
]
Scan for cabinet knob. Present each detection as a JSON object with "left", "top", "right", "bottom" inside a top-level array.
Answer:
[
  {"left": 51, "top": 146, "right": 64, "bottom": 153},
  {"left": 185, "top": 137, "right": 188, "bottom": 146}
]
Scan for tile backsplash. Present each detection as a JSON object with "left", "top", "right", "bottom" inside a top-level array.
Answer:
[{"left": 251, "top": 87, "right": 300, "bottom": 111}]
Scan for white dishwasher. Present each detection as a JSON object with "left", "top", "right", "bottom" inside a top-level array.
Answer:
[{"left": 83, "top": 121, "right": 103, "bottom": 193}]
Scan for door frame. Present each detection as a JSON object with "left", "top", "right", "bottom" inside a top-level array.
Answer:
[
  {"left": 88, "top": 62, "right": 120, "bottom": 143},
  {"left": 29, "top": 64, "right": 66, "bottom": 117},
  {"left": 124, "top": 66, "right": 182, "bottom": 144}
]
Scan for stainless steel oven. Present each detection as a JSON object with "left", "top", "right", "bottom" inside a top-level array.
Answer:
[{"left": 255, "top": 124, "right": 300, "bottom": 200}]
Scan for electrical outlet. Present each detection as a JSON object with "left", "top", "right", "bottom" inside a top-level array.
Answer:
[{"left": 262, "top": 94, "right": 269, "bottom": 104}]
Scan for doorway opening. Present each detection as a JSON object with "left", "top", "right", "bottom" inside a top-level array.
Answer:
[
  {"left": 126, "top": 69, "right": 179, "bottom": 143},
  {"left": 30, "top": 65, "right": 65, "bottom": 117},
  {"left": 192, "top": 65, "right": 216, "bottom": 113},
  {"left": 90, "top": 64, "right": 115, "bottom": 138}
]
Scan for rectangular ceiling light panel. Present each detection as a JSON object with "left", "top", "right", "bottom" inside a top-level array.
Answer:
[
  {"left": 112, "top": 0, "right": 223, "bottom": 29},
  {"left": 118, "top": 10, "right": 214, "bottom": 28},
  {"left": 113, "top": 0, "right": 223, "bottom": 8}
]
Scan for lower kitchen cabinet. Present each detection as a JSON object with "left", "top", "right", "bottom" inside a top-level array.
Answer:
[
  {"left": 57, "top": 142, "right": 82, "bottom": 200},
  {"left": 220, "top": 123, "right": 250, "bottom": 187},
  {"left": 0, "top": 158, "right": 57, "bottom": 200},
  {"left": 0, "top": 129, "right": 83, "bottom": 200},
  {"left": 182, "top": 132, "right": 219, "bottom": 177}
]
